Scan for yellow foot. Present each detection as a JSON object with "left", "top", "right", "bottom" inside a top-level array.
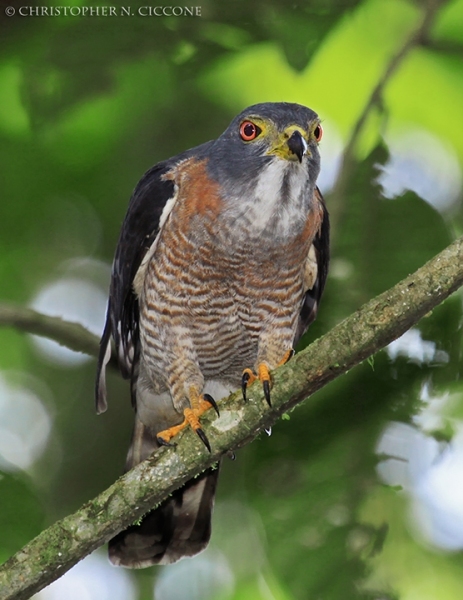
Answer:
[
  {"left": 156, "top": 389, "right": 219, "bottom": 452},
  {"left": 242, "top": 350, "right": 294, "bottom": 406},
  {"left": 241, "top": 364, "right": 271, "bottom": 406}
]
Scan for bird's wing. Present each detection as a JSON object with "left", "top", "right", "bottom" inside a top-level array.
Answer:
[
  {"left": 95, "top": 142, "right": 213, "bottom": 414},
  {"left": 294, "top": 187, "right": 330, "bottom": 344},
  {"left": 95, "top": 161, "right": 175, "bottom": 413}
]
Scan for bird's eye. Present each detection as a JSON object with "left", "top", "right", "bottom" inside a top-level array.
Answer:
[
  {"left": 239, "top": 121, "right": 262, "bottom": 141},
  {"left": 313, "top": 124, "right": 323, "bottom": 142}
]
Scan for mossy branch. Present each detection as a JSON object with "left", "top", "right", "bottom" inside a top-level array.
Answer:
[{"left": 0, "top": 235, "right": 462, "bottom": 599}]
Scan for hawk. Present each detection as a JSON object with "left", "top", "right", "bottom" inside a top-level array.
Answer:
[{"left": 96, "top": 102, "right": 330, "bottom": 568}]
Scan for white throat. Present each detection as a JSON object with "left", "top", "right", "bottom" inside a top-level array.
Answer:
[{"left": 246, "top": 159, "right": 311, "bottom": 236}]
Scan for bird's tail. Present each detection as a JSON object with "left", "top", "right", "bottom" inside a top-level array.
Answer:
[{"left": 108, "top": 417, "right": 219, "bottom": 568}]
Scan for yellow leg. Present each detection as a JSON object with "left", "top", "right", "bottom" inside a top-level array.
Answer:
[
  {"left": 156, "top": 387, "right": 219, "bottom": 452},
  {"left": 242, "top": 349, "right": 294, "bottom": 406}
]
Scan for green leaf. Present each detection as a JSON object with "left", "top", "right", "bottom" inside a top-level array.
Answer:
[{"left": 0, "top": 472, "right": 44, "bottom": 564}]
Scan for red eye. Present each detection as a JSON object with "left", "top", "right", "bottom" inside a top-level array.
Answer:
[
  {"left": 239, "top": 120, "right": 261, "bottom": 141},
  {"left": 314, "top": 124, "right": 323, "bottom": 142}
]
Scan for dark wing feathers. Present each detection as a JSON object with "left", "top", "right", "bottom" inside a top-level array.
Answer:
[
  {"left": 95, "top": 161, "right": 176, "bottom": 413},
  {"left": 110, "top": 163, "right": 175, "bottom": 372},
  {"left": 295, "top": 187, "right": 330, "bottom": 345}
]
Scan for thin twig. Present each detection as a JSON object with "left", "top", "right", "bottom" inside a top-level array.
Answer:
[
  {"left": 329, "top": 0, "right": 448, "bottom": 238},
  {"left": 0, "top": 303, "right": 118, "bottom": 369},
  {"left": 0, "top": 304, "right": 100, "bottom": 355}
]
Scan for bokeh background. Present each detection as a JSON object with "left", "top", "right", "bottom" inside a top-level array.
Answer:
[{"left": 1, "top": 0, "right": 463, "bottom": 598}]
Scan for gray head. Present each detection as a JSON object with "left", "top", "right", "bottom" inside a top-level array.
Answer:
[
  {"left": 202, "top": 103, "right": 323, "bottom": 242},
  {"left": 207, "top": 102, "right": 323, "bottom": 188}
]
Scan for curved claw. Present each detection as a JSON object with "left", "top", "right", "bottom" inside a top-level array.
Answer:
[
  {"left": 263, "top": 380, "right": 271, "bottom": 407},
  {"left": 242, "top": 366, "right": 272, "bottom": 405},
  {"left": 195, "top": 427, "right": 211, "bottom": 453},
  {"left": 280, "top": 348, "right": 295, "bottom": 365},
  {"left": 241, "top": 371, "right": 251, "bottom": 402},
  {"left": 156, "top": 435, "right": 177, "bottom": 448},
  {"left": 155, "top": 387, "right": 217, "bottom": 451},
  {"left": 203, "top": 393, "right": 220, "bottom": 417}
]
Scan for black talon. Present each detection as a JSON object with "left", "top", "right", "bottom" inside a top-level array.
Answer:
[
  {"left": 196, "top": 427, "right": 211, "bottom": 453},
  {"left": 241, "top": 372, "right": 250, "bottom": 402},
  {"left": 156, "top": 436, "right": 177, "bottom": 448},
  {"left": 263, "top": 380, "right": 272, "bottom": 407},
  {"left": 203, "top": 393, "right": 220, "bottom": 417}
]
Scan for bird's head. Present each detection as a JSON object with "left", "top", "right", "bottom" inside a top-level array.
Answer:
[
  {"left": 204, "top": 102, "right": 324, "bottom": 240},
  {"left": 209, "top": 102, "right": 322, "bottom": 182},
  {"left": 234, "top": 108, "right": 322, "bottom": 164}
]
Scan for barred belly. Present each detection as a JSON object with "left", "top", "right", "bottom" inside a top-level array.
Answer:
[{"left": 138, "top": 238, "right": 307, "bottom": 391}]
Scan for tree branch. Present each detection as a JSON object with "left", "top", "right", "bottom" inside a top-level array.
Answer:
[
  {"left": 0, "top": 304, "right": 101, "bottom": 357},
  {"left": 0, "top": 303, "right": 119, "bottom": 368},
  {"left": 329, "top": 0, "right": 448, "bottom": 238},
  {"left": 342, "top": 0, "right": 444, "bottom": 167},
  {"left": 0, "top": 235, "right": 462, "bottom": 599}
]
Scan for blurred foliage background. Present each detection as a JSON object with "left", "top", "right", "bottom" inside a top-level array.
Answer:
[{"left": 1, "top": 0, "right": 463, "bottom": 598}]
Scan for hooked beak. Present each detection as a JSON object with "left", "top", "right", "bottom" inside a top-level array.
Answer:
[
  {"left": 287, "top": 130, "right": 308, "bottom": 163},
  {"left": 266, "top": 126, "right": 310, "bottom": 163}
]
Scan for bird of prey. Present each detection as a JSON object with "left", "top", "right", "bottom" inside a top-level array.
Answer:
[{"left": 96, "top": 102, "right": 330, "bottom": 568}]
